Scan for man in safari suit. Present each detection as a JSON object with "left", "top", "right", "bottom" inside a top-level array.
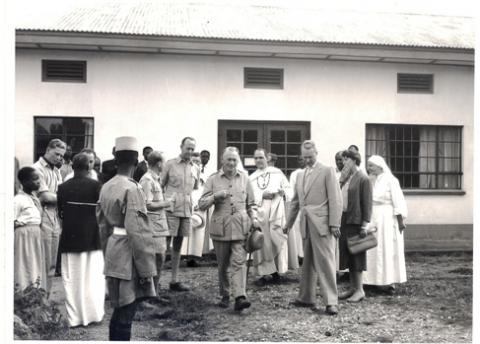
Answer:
[{"left": 284, "top": 140, "right": 342, "bottom": 315}]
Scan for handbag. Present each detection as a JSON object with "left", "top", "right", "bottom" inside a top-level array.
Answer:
[{"left": 347, "top": 231, "right": 377, "bottom": 255}]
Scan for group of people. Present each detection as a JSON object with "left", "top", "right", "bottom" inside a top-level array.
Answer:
[{"left": 14, "top": 135, "right": 408, "bottom": 341}]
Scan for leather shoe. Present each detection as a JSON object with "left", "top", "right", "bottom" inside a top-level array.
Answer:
[
  {"left": 186, "top": 259, "right": 199, "bottom": 268},
  {"left": 169, "top": 282, "right": 190, "bottom": 292},
  {"left": 325, "top": 305, "right": 338, "bottom": 315},
  {"left": 254, "top": 277, "right": 268, "bottom": 287},
  {"left": 234, "top": 296, "right": 251, "bottom": 311},
  {"left": 218, "top": 296, "right": 230, "bottom": 308},
  {"left": 290, "top": 299, "right": 315, "bottom": 308}
]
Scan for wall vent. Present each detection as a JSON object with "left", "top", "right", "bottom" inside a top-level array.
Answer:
[
  {"left": 244, "top": 67, "right": 283, "bottom": 89},
  {"left": 397, "top": 73, "right": 433, "bottom": 93},
  {"left": 42, "top": 60, "right": 87, "bottom": 82}
]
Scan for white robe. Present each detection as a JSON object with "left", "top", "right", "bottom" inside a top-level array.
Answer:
[
  {"left": 363, "top": 172, "right": 408, "bottom": 285},
  {"left": 250, "top": 167, "right": 291, "bottom": 276},
  {"left": 61, "top": 250, "right": 105, "bottom": 327}
]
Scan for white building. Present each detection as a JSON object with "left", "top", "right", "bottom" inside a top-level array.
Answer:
[{"left": 15, "top": 1, "right": 474, "bottom": 250}]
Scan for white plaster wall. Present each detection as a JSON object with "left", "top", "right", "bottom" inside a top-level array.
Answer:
[{"left": 15, "top": 49, "right": 474, "bottom": 225}]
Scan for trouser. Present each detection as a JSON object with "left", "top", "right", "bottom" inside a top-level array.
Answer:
[
  {"left": 297, "top": 218, "right": 338, "bottom": 306},
  {"left": 41, "top": 207, "right": 61, "bottom": 292},
  {"left": 212, "top": 240, "right": 247, "bottom": 299},
  {"left": 109, "top": 301, "right": 137, "bottom": 341}
]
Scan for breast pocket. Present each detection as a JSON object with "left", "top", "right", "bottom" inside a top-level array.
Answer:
[{"left": 169, "top": 172, "right": 182, "bottom": 188}]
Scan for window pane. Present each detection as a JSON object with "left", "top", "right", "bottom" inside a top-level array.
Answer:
[
  {"left": 35, "top": 118, "right": 64, "bottom": 135},
  {"left": 277, "top": 157, "right": 286, "bottom": 169},
  {"left": 419, "top": 142, "right": 436, "bottom": 157},
  {"left": 419, "top": 174, "right": 436, "bottom": 189},
  {"left": 226, "top": 130, "right": 241, "bottom": 142},
  {"left": 438, "top": 158, "right": 461, "bottom": 172},
  {"left": 226, "top": 142, "right": 242, "bottom": 152},
  {"left": 438, "top": 127, "right": 461, "bottom": 142},
  {"left": 271, "top": 143, "right": 285, "bottom": 155},
  {"left": 287, "top": 130, "right": 301, "bottom": 142},
  {"left": 243, "top": 130, "right": 258, "bottom": 142},
  {"left": 438, "top": 175, "right": 460, "bottom": 189},
  {"left": 438, "top": 142, "right": 461, "bottom": 158},
  {"left": 243, "top": 143, "right": 257, "bottom": 156},
  {"left": 286, "top": 144, "right": 301, "bottom": 156},
  {"left": 287, "top": 157, "right": 299, "bottom": 169},
  {"left": 419, "top": 158, "right": 436, "bottom": 172},
  {"left": 64, "top": 117, "right": 91, "bottom": 135},
  {"left": 270, "top": 130, "right": 285, "bottom": 142}
]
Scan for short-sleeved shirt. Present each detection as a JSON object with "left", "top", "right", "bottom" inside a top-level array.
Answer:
[
  {"left": 96, "top": 175, "right": 156, "bottom": 280},
  {"left": 161, "top": 157, "right": 200, "bottom": 218},
  {"left": 140, "top": 170, "right": 169, "bottom": 237},
  {"left": 199, "top": 169, "right": 257, "bottom": 241},
  {"left": 33, "top": 157, "right": 62, "bottom": 195},
  {"left": 14, "top": 190, "right": 42, "bottom": 226}
]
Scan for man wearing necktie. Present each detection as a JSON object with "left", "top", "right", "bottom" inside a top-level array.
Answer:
[{"left": 284, "top": 140, "right": 343, "bottom": 315}]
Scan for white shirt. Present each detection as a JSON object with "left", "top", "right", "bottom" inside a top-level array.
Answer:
[{"left": 14, "top": 190, "right": 42, "bottom": 226}]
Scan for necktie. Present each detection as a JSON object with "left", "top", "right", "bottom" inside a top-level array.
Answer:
[{"left": 304, "top": 167, "right": 311, "bottom": 193}]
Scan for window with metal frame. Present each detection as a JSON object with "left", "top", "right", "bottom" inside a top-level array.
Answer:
[
  {"left": 365, "top": 124, "right": 462, "bottom": 190},
  {"left": 34, "top": 117, "right": 94, "bottom": 162},
  {"left": 42, "top": 60, "right": 87, "bottom": 83},
  {"left": 244, "top": 67, "right": 284, "bottom": 89}
]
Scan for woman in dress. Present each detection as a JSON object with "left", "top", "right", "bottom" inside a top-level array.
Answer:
[
  {"left": 14, "top": 167, "right": 48, "bottom": 291},
  {"left": 338, "top": 151, "right": 372, "bottom": 302},
  {"left": 363, "top": 155, "right": 407, "bottom": 292}
]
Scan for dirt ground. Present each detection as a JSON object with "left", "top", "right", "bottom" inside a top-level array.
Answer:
[{"left": 47, "top": 251, "right": 472, "bottom": 342}]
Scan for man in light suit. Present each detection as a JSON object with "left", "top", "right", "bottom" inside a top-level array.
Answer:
[{"left": 284, "top": 140, "right": 343, "bottom": 315}]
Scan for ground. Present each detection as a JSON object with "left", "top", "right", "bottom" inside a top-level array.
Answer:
[{"left": 46, "top": 251, "right": 472, "bottom": 342}]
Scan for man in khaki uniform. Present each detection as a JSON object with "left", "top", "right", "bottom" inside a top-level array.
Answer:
[
  {"left": 161, "top": 137, "right": 200, "bottom": 291},
  {"left": 33, "top": 138, "right": 66, "bottom": 293},
  {"left": 96, "top": 136, "right": 157, "bottom": 341},
  {"left": 199, "top": 147, "right": 259, "bottom": 311}
]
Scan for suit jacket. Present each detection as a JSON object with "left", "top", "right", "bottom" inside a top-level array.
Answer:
[
  {"left": 286, "top": 162, "right": 342, "bottom": 239},
  {"left": 344, "top": 170, "right": 372, "bottom": 225}
]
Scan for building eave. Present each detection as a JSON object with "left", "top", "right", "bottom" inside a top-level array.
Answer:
[{"left": 15, "top": 30, "right": 474, "bottom": 66}]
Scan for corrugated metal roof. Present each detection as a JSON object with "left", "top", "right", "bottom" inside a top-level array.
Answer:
[{"left": 15, "top": 1, "right": 474, "bottom": 49}]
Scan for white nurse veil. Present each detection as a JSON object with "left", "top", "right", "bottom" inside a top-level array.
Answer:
[{"left": 368, "top": 155, "right": 392, "bottom": 175}]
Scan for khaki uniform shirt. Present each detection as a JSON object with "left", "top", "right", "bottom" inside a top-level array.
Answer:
[
  {"left": 161, "top": 156, "right": 200, "bottom": 218},
  {"left": 199, "top": 169, "right": 257, "bottom": 241},
  {"left": 96, "top": 175, "right": 156, "bottom": 280},
  {"left": 139, "top": 170, "right": 169, "bottom": 237}
]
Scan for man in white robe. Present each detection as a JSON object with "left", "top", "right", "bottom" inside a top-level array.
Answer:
[{"left": 250, "top": 149, "right": 292, "bottom": 285}]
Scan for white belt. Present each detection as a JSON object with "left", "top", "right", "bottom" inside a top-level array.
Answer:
[{"left": 113, "top": 227, "right": 127, "bottom": 236}]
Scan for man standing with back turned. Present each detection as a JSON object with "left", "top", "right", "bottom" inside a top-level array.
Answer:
[
  {"left": 96, "top": 136, "right": 157, "bottom": 341},
  {"left": 284, "top": 140, "right": 342, "bottom": 315}
]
